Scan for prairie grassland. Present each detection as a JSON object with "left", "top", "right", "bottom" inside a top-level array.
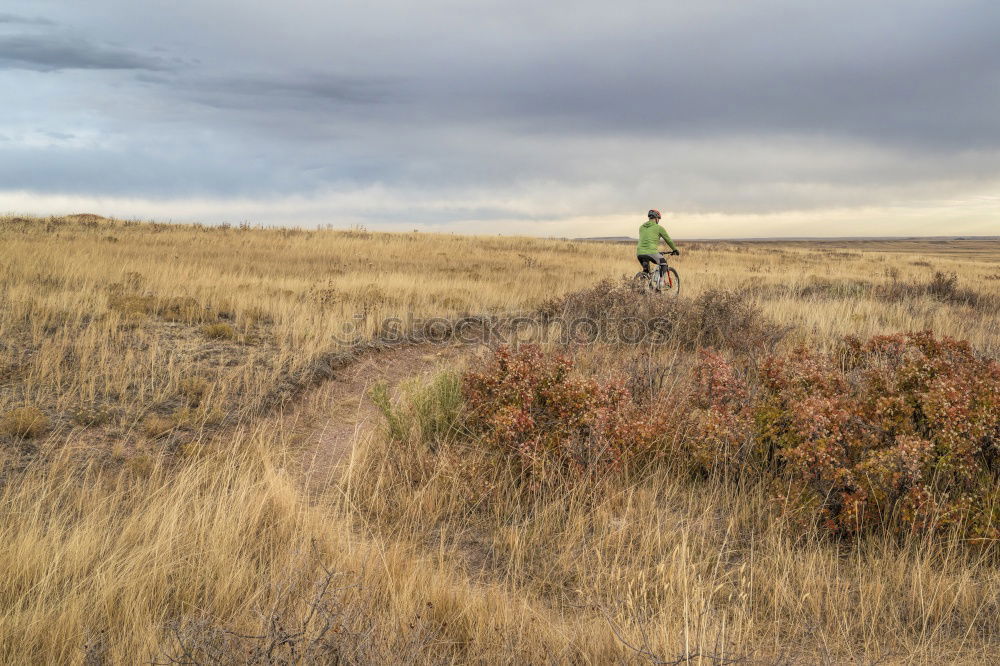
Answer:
[
  {"left": 3, "top": 216, "right": 996, "bottom": 439},
  {"left": 681, "top": 240, "right": 1000, "bottom": 354},
  {"left": 0, "top": 215, "right": 998, "bottom": 663},
  {"left": 0, "top": 215, "right": 627, "bottom": 458}
]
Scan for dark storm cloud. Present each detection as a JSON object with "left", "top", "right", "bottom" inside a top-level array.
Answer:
[
  {"left": 413, "top": 2, "right": 1000, "bottom": 152},
  {"left": 0, "top": 34, "right": 172, "bottom": 71},
  {"left": 0, "top": 13, "right": 55, "bottom": 25},
  {"left": 180, "top": 73, "right": 399, "bottom": 111},
  {"left": 1, "top": 0, "right": 999, "bottom": 227}
]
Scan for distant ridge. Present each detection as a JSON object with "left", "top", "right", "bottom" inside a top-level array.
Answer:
[{"left": 575, "top": 235, "right": 1000, "bottom": 243}]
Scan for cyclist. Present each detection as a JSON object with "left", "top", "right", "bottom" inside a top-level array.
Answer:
[{"left": 637, "top": 209, "right": 679, "bottom": 288}]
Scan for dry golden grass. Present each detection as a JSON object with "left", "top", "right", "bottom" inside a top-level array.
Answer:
[
  {"left": 0, "top": 215, "right": 998, "bottom": 663},
  {"left": 0, "top": 215, "right": 627, "bottom": 457},
  {"left": 2, "top": 216, "right": 997, "bottom": 441},
  {"left": 343, "top": 379, "right": 1000, "bottom": 663},
  {"left": 679, "top": 240, "right": 1000, "bottom": 354},
  {"left": 0, "top": 406, "right": 49, "bottom": 439}
]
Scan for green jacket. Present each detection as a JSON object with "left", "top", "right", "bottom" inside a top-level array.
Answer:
[{"left": 636, "top": 220, "right": 677, "bottom": 255}]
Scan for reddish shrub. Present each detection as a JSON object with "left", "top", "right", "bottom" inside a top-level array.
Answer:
[
  {"left": 687, "top": 332, "right": 1000, "bottom": 539},
  {"left": 463, "top": 345, "right": 669, "bottom": 484},
  {"left": 682, "top": 350, "right": 763, "bottom": 476},
  {"left": 461, "top": 334, "right": 998, "bottom": 539}
]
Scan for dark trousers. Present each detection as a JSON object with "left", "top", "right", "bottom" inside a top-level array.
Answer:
[{"left": 637, "top": 253, "right": 667, "bottom": 277}]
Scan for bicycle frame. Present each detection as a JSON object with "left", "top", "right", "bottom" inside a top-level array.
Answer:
[
  {"left": 635, "top": 256, "right": 679, "bottom": 296},
  {"left": 662, "top": 260, "right": 675, "bottom": 289},
  {"left": 640, "top": 259, "right": 673, "bottom": 289}
]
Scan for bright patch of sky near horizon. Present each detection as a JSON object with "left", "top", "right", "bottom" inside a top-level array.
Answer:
[{"left": 1, "top": 1, "right": 998, "bottom": 237}]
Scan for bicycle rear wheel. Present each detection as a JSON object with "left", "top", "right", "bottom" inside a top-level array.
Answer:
[{"left": 632, "top": 271, "right": 653, "bottom": 293}]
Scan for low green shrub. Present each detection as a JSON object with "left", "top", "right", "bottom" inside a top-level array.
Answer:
[{"left": 370, "top": 372, "right": 464, "bottom": 448}]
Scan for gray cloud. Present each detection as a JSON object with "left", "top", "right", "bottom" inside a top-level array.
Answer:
[
  {"left": 0, "top": 34, "right": 172, "bottom": 71},
  {"left": 0, "top": 0, "right": 998, "bottom": 231},
  {"left": 176, "top": 72, "right": 400, "bottom": 113},
  {"left": 0, "top": 13, "right": 55, "bottom": 26},
  {"left": 403, "top": 3, "right": 1000, "bottom": 153},
  {"left": 214, "top": 74, "right": 395, "bottom": 104}
]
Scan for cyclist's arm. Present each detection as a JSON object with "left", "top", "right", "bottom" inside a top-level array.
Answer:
[{"left": 658, "top": 227, "right": 678, "bottom": 253}]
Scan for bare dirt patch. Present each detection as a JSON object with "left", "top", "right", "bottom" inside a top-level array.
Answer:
[{"left": 280, "top": 342, "right": 472, "bottom": 487}]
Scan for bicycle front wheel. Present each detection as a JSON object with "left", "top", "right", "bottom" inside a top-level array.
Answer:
[{"left": 662, "top": 267, "right": 681, "bottom": 297}]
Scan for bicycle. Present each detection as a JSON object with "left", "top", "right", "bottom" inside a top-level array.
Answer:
[{"left": 633, "top": 257, "right": 681, "bottom": 297}]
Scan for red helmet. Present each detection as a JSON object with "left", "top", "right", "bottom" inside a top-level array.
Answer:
[{"left": 648, "top": 209, "right": 661, "bottom": 220}]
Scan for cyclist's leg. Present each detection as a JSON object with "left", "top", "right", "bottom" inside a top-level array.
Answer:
[
  {"left": 640, "top": 253, "right": 667, "bottom": 277},
  {"left": 656, "top": 254, "right": 668, "bottom": 278}
]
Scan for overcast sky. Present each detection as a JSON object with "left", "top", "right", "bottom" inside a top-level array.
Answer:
[{"left": 1, "top": 0, "right": 998, "bottom": 237}]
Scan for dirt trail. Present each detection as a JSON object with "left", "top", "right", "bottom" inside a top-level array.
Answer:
[{"left": 288, "top": 341, "right": 473, "bottom": 485}]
